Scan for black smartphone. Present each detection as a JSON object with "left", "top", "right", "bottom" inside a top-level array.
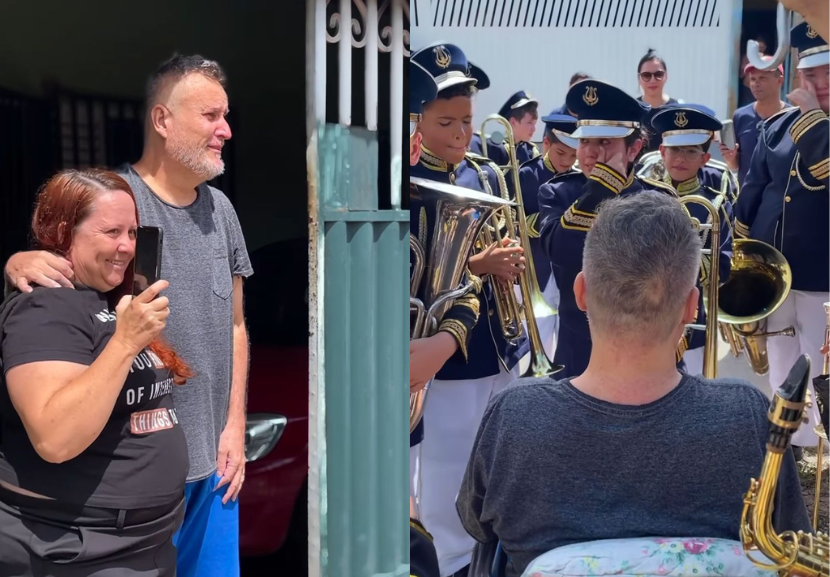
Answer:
[{"left": 132, "top": 226, "right": 164, "bottom": 296}]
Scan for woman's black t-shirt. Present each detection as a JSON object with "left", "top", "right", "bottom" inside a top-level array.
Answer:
[{"left": 0, "top": 286, "right": 188, "bottom": 509}]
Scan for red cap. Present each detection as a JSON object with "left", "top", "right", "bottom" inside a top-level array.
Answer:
[{"left": 744, "top": 56, "right": 784, "bottom": 75}]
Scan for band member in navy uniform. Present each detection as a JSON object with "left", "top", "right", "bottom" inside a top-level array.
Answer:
[
  {"left": 642, "top": 102, "right": 737, "bottom": 202},
  {"left": 410, "top": 62, "right": 481, "bottom": 446},
  {"left": 409, "top": 57, "right": 480, "bottom": 577},
  {"left": 410, "top": 43, "right": 529, "bottom": 577},
  {"left": 734, "top": 21, "right": 829, "bottom": 449},
  {"left": 537, "top": 79, "right": 677, "bottom": 379},
  {"left": 469, "top": 91, "right": 541, "bottom": 165},
  {"left": 509, "top": 113, "right": 579, "bottom": 359},
  {"left": 651, "top": 106, "right": 734, "bottom": 375}
]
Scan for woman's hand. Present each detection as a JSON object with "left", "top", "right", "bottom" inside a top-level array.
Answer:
[
  {"left": 468, "top": 237, "right": 525, "bottom": 283},
  {"left": 113, "top": 280, "right": 170, "bottom": 354}
]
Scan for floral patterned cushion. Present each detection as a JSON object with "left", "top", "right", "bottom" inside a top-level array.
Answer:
[{"left": 521, "top": 537, "right": 777, "bottom": 577}]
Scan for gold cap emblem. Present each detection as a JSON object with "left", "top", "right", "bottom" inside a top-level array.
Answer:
[
  {"left": 674, "top": 111, "right": 689, "bottom": 128},
  {"left": 434, "top": 45, "right": 451, "bottom": 69},
  {"left": 807, "top": 25, "right": 819, "bottom": 39},
  {"left": 583, "top": 86, "right": 598, "bottom": 106}
]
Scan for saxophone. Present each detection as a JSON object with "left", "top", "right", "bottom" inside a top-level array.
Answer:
[{"left": 740, "top": 354, "right": 830, "bottom": 576}]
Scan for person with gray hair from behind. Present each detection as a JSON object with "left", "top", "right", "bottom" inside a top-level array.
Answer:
[
  {"left": 456, "top": 192, "right": 811, "bottom": 577},
  {"left": 4, "top": 54, "right": 253, "bottom": 577}
]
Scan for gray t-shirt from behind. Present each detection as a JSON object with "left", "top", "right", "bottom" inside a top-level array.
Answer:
[
  {"left": 457, "top": 375, "right": 812, "bottom": 577},
  {"left": 119, "top": 165, "right": 254, "bottom": 482}
]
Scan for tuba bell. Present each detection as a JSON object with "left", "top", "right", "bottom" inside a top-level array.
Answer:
[
  {"left": 719, "top": 239, "right": 795, "bottom": 375},
  {"left": 409, "top": 177, "right": 514, "bottom": 433}
]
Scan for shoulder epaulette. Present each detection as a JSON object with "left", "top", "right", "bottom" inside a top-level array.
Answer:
[
  {"left": 639, "top": 176, "right": 679, "bottom": 197},
  {"left": 762, "top": 106, "right": 799, "bottom": 129}
]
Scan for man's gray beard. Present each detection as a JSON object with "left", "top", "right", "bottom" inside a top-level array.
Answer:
[{"left": 168, "top": 140, "right": 224, "bottom": 182}]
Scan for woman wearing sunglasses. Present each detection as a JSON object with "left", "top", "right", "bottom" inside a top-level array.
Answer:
[{"left": 636, "top": 49, "right": 684, "bottom": 152}]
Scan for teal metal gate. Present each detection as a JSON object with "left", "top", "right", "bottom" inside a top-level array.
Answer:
[{"left": 306, "top": 1, "right": 409, "bottom": 575}]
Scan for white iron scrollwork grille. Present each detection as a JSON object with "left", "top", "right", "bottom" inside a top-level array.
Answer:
[{"left": 316, "top": 0, "right": 409, "bottom": 209}]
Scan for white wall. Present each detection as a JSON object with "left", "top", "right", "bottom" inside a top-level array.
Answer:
[{"left": 412, "top": 0, "right": 741, "bottom": 140}]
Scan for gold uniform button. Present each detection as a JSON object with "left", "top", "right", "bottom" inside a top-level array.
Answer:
[
  {"left": 785, "top": 196, "right": 792, "bottom": 202},
  {"left": 450, "top": 174, "right": 456, "bottom": 184},
  {"left": 790, "top": 170, "right": 797, "bottom": 176},
  {"left": 489, "top": 309, "right": 495, "bottom": 316}
]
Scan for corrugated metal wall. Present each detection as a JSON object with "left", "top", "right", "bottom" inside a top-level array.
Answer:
[
  {"left": 315, "top": 122, "right": 409, "bottom": 577},
  {"left": 412, "top": 0, "right": 740, "bottom": 130}
]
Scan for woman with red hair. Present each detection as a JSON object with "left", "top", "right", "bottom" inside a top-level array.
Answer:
[{"left": 0, "top": 169, "right": 191, "bottom": 576}]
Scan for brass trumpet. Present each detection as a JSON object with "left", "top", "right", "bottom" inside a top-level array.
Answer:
[{"left": 478, "top": 114, "right": 560, "bottom": 378}]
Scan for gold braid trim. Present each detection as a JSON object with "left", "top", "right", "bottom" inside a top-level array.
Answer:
[
  {"left": 676, "top": 176, "right": 701, "bottom": 196},
  {"left": 795, "top": 152, "right": 827, "bottom": 191},
  {"left": 561, "top": 205, "right": 595, "bottom": 231},
  {"left": 526, "top": 212, "right": 541, "bottom": 238},
  {"left": 438, "top": 318, "right": 470, "bottom": 361},
  {"left": 789, "top": 109, "right": 828, "bottom": 143},
  {"left": 734, "top": 219, "right": 750, "bottom": 238},
  {"left": 588, "top": 163, "right": 626, "bottom": 194},
  {"left": 808, "top": 157, "right": 830, "bottom": 180}
]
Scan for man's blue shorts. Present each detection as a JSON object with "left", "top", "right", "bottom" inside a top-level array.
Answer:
[{"left": 173, "top": 472, "right": 240, "bottom": 577}]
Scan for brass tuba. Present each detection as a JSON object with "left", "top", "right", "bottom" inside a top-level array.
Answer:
[
  {"left": 478, "top": 114, "right": 561, "bottom": 378},
  {"left": 409, "top": 177, "right": 514, "bottom": 433},
  {"left": 740, "top": 354, "right": 830, "bottom": 576},
  {"left": 719, "top": 239, "right": 795, "bottom": 375},
  {"left": 746, "top": 3, "right": 793, "bottom": 71},
  {"left": 638, "top": 156, "right": 793, "bottom": 375}
]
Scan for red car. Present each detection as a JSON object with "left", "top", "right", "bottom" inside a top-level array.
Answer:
[{"left": 239, "top": 239, "right": 309, "bottom": 559}]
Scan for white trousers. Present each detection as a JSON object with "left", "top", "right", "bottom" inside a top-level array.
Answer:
[
  {"left": 514, "top": 273, "right": 559, "bottom": 360},
  {"left": 767, "top": 289, "right": 827, "bottom": 447},
  {"left": 410, "top": 363, "right": 519, "bottom": 576}
]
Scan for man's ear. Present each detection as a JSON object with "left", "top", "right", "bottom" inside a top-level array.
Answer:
[
  {"left": 410, "top": 133, "right": 422, "bottom": 166},
  {"left": 682, "top": 286, "right": 700, "bottom": 325},
  {"left": 574, "top": 271, "right": 588, "bottom": 312},
  {"left": 149, "top": 104, "right": 171, "bottom": 138},
  {"left": 658, "top": 144, "right": 666, "bottom": 160},
  {"left": 701, "top": 152, "right": 712, "bottom": 167}
]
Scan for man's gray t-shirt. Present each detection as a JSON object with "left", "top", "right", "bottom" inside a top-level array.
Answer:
[
  {"left": 457, "top": 375, "right": 811, "bottom": 577},
  {"left": 119, "top": 165, "right": 253, "bottom": 482}
]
